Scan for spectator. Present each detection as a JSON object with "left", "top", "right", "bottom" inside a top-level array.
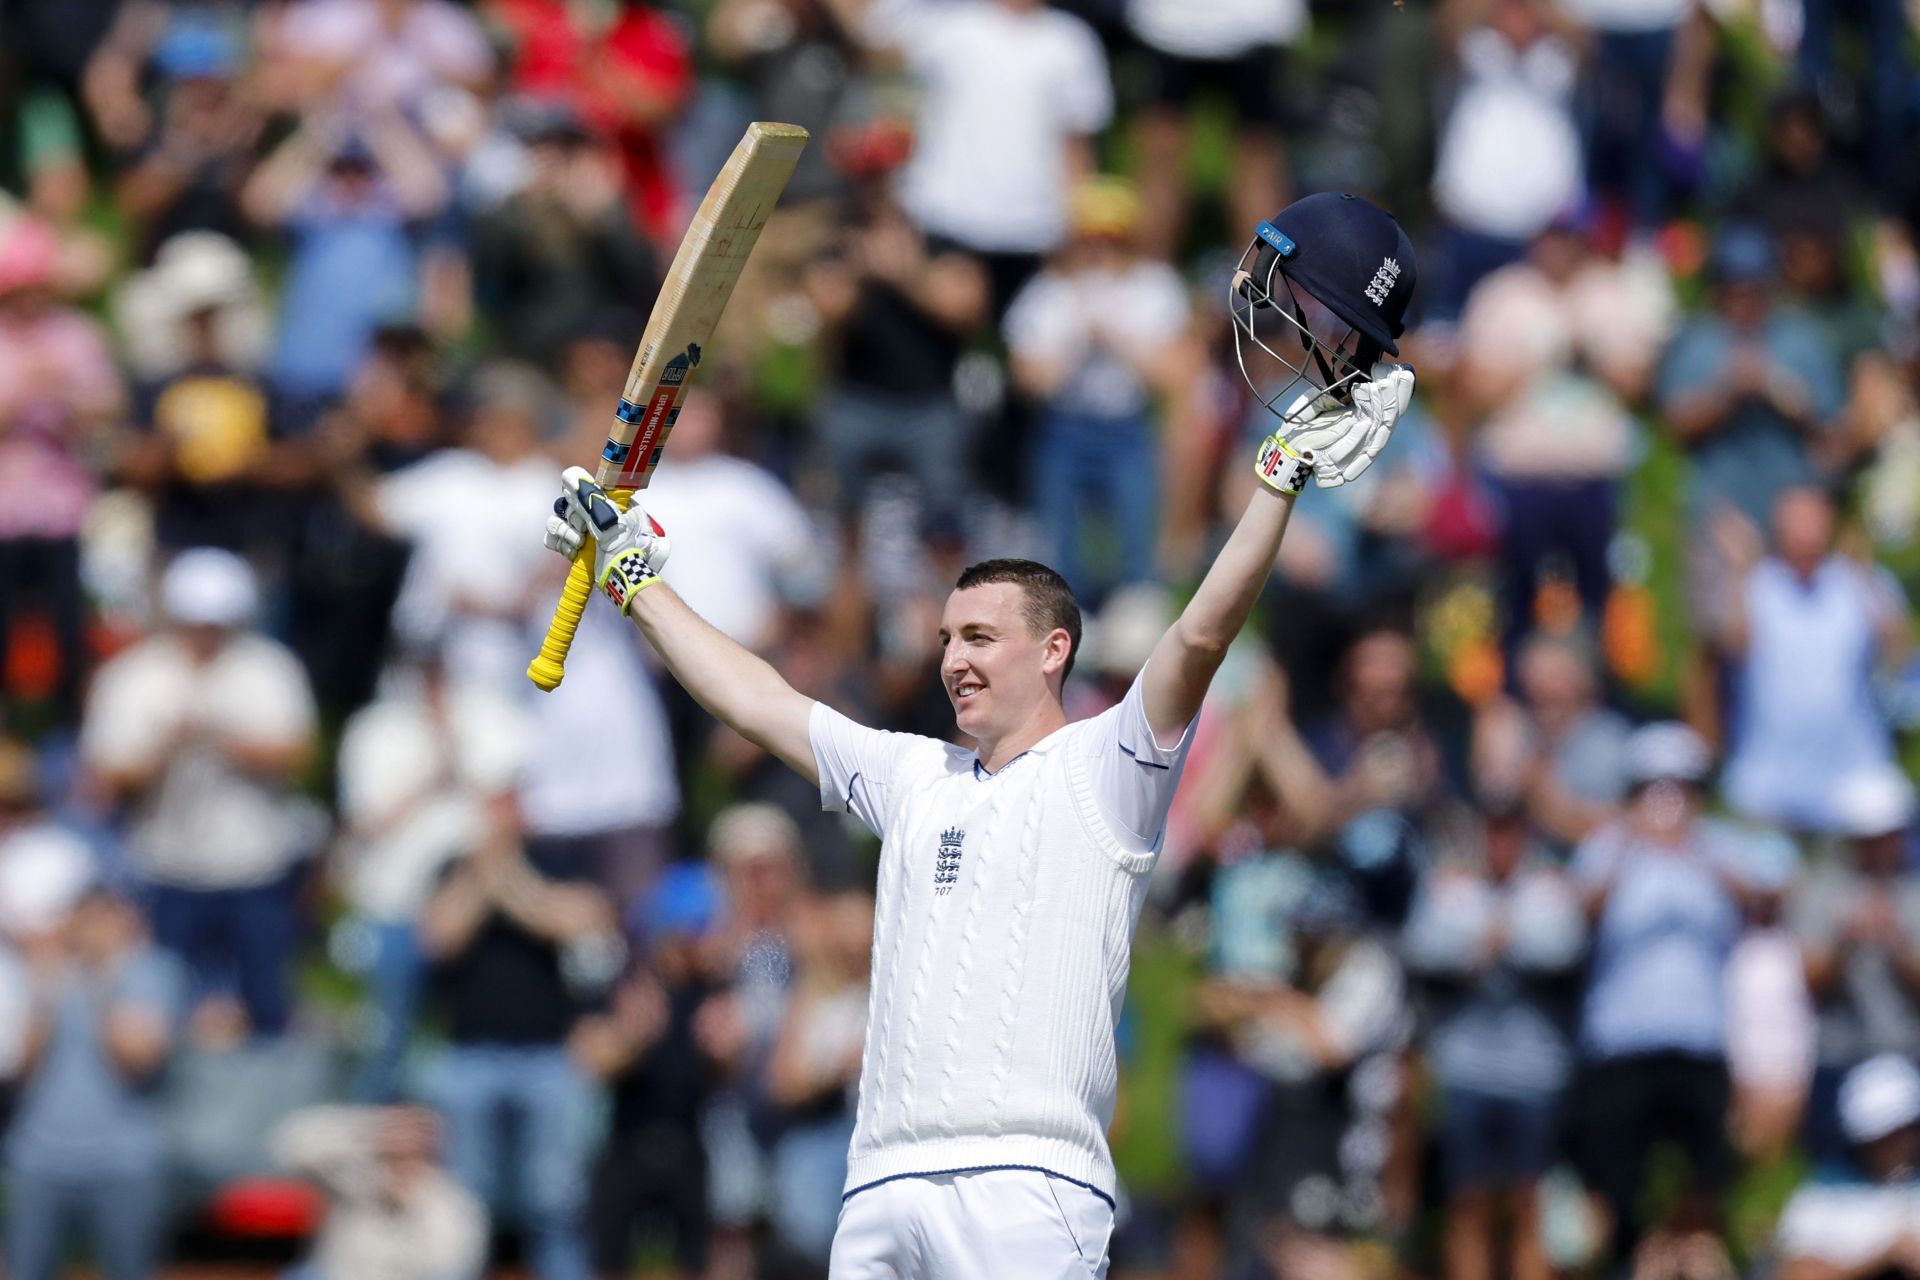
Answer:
[
  {"left": 80, "top": 547, "right": 318, "bottom": 1040},
  {"left": 265, "top": 0, "right": 494, "bottom": 123},
  {"left": 112, "top": 228, "right": 270, "bottom": 387},
  {"left": 1185, "top": 652, "right": 1335, "bottom": 876},
  {"left": 1125, "top": 0, "right": 1302, "bottom": 262},
  {"left": 1723, "top": 830, "right": 1813, "bottom": 1163},
  {"left": 803, "top": 169, "right": 989, "bottom": 543},
  {"left": 699, "top": 803, "right": 806, "bottom": 1273},
  {"left": 705, "top": 0, "right": 862, "bottom": 209},
  {"left": 471, "top": 103, "right": 657, "bottom": 366},
  {"left": 1758, "top": 139, "right": 1905, "bottom": 487},
  {"left": 1403, "top": 801, "right": 1585, "bottom": 1280},
  {"left": 485, "top": 1, "right": 694, "bottom": 244},
  {"left": 1429, "top": 0, "right": 1587, "bottom": 319},
  {"left": 1794, "top": 0, "right": 1912, "bottom": 215},
  {"left": 0, "top": 0, "right": 126, "bottom": 194},
  {"left": 112, "top": 232, "right": 281, "bottom": 554},
  {"left": 3, "top": 859, "right": 186, "bottom": 1280},
  {"left": 1570, "top": 722, "right": 1756, "bottom": 1264},
  {"left": 281, "top": 326, "right": 443, "bottom": 720},
  {"left": 1308, "top": 629, "right": 1447, "bottom": 829},
  {"left": 272, "top": 1105, "right": 489, "bottom": 1280},
  {"left": 1657, "top": 225, "right": 1844, "bottom": 621},
  {"left": 0, "top": 738, "right": 92, "bottom": 887},
  {"left": 644, "top": 391, "right": 816, "bottom": 654},
  {"left": 1793, "top": 764, "right": 1920, "bottom": 1156},
  {"left": 1560, "top": 0, "right": 1700, "bottom": 229},
  {"left": 417, "top": 819, "right": 621, "bottom": 1280},
  {"left": 1005, "top": 176, "right": 1194, "bottom": 605},
  {"left": 335, "top": 636, "right": 528, "bottom": 1101},
  {"left": 1455, "top": 209, "right": 1671, "bottom": 651},
  {"left": 857, "top": 0, "right": 1114, "bottom": 315},
  {"left": 1775, "top": 1054, "right": 1920, "bottom": 1280},
  {"left": 1732, "top": 92, "right": 1869, "bottom": 246},
  {"left": 91, "top": 5, "right": 263, "bottom": 264},
  {"left": 1194, "top": 870, "right": 1410, "bottom": 1272},
  {"left": 242, "top": 109, "right": 450, "bottom": 417},
  {"left": 1473, "top": 633, "right": 1632, "bottom": 854},
  {"left": 0, "top": 216, "right": 127, "bottom": 723},
  {"left": 350, "top": 361, "right": 562, "bottom": 693},
  {"left": 574, "top": 863, "right": 727, "bottom": 1280},
  {"left": 1718, "top": 486, "right": 1909, "bottom": 834},
  {"left": 515, "top": 595, "right": 681, "bottom": 914},
  {"left": 765, "top": 888, "right": 871, "bottom": 1266}
]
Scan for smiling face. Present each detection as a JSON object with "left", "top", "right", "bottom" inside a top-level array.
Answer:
[{"left": 938, "top": 582, "right": 1072, "bottom": 744}]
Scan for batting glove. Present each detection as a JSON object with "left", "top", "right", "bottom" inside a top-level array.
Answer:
[
  {"left": 546, "top": 466, "right": 672, "bottom": 614},
  {"left": 1273, "top": 362, "right": 1417, "bottom": 489}
]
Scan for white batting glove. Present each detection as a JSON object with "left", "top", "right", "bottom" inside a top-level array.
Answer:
[
  {"left": 1270, "top": 362, "right": 1417, "bottom": 489},
  {"left": 546, "top": 466, "right": 672, "bottom": 614}
]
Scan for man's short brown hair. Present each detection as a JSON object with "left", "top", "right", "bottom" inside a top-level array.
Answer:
[{"left": 953, "top": 559, "right": 1082, "bottom": 683}]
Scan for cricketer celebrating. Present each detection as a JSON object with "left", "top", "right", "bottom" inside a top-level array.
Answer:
[{"left": 544, "top": 193, "right": 1418, "bottom": 1277}]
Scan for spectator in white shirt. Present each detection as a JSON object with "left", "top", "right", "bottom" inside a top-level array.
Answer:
[
  {"left": 1776, "top": 1054, "right": 1920, "bottom": 1280},
  {"left": 272, "top": 1104, "right": 488, "bottom": 1280},
  {"left": 335, "top": 637, "right": 528, "bottom": 1100},
  {"left": 1125, "top": 0, "right": 1305, "bottom": 260},
  {"left": 1429, "top": 0, "right": 1586, "bottom": 320},
  {"left": 1005, "top": 177, "right": 1193, "bottom": 605},
  {"left": 1454, "top": 210, "right": 1673, "bottom": 652},
  {"left": 80, "top": 547, "right": 317, "bottom": 1039},
  {"left": 643, "top": 391, "right": 816, "bottom": 654},
  {"left": 859, "top": 0, "right": 1114, "bottom": 315},
  {"left": 357, "top": 362, "right": 565, "bottom": 694}
]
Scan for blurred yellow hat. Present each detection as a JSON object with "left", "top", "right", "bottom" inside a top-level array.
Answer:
[{"left": 1071, "top": 176, "right": 1140, "bottom": 239}]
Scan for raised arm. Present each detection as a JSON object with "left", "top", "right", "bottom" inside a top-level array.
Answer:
[
  {"left": 626, "top": 585, "right": 820, "bottom": 786},
  {"left": 546, "top": 469, "right": 819, "bottom": 787},
  {"left": 1141, "top": 487, "right": 1300, "bottom": 743},
  {"left": 1142, "top": 365, "right": 1417, "bottom": 743}
]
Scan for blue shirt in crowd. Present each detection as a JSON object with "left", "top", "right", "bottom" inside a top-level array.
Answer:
[
  {"left": 1655, "top": 308, "right": 1843, "bottom": 530},
  {"left": 4, "top": 946, "right": 186, "bottom": 1180},
  {"left": 269, "top": 187, "right": 418, "bottom": 401},
  {"left": 1572, "top": 817, "right": 1756, "bottom": 1060}
]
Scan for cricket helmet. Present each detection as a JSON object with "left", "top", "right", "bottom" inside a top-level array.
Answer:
[{"left": 1230, "top": 192, "right": 1417, "bottom": 422}]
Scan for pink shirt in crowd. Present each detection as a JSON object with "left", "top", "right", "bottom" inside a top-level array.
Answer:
[{"left": 0, "top": 309, "right": 121, "bottom": 540}]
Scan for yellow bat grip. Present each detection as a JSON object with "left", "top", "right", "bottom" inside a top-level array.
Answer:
[{"left": 527, "top": 488, "right": 632, "bottom": 691}]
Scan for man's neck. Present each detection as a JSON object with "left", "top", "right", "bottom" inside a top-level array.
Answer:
[{"left": 975, "top": 702, "right": 1070, "bottom": 774}]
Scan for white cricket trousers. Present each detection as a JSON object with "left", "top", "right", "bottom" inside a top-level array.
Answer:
[{"left": 828, "top": 1169, "right": 1115, "bottom": 1278}]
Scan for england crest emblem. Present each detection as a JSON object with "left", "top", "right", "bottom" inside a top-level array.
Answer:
[{"left": 934, "top": 827, "right": 964, "bottom": 895}]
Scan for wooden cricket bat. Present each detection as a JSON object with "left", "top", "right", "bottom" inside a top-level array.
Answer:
[{"left": 527, "top": 121, "right": 808, "bottom": 690}]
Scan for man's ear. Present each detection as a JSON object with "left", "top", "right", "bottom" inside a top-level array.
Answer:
[{"left": 1041, "top": 627, "right": 1072, "bottom": 677}]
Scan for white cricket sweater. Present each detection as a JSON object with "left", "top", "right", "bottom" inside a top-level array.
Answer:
[{"left": 810, "top": 676, "right": 1190, "bottom": 1201}]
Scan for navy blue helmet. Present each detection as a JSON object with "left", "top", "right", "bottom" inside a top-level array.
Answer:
[{"left": 1230, "top": 192, "right": 1417, "bottom": 422}]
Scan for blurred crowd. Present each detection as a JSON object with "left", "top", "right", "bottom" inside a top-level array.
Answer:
[{"left": 1, "top": 0, "right": 1919, "bottom": 1278}]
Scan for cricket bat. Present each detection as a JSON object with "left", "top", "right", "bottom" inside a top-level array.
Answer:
[{"left": 527, "top": 121, "right": 809, "bottom": 690}]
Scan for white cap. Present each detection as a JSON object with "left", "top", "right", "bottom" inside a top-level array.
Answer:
[
  {"left": 1833, "top": 764, "right": 1919, "bottom": 839},
  {"left": 1088, "top": 584, "right": 1173, "bottom": 678},
  {"left": 161, "top": 547, "right": 258, "bottom": 628},
  {"left": 1624, "top": 722, "right": 1713, "bottom": 786},
  {"left": 0, "top": 825, "right": 97, "bottom": 936},
  {"left": 1840, "top": 1053, "right": 1920, "bottom": 1144},
  {"left": 146, "top": 231, "right": 254, "bottom": 316},
  {"left": 708, "top": 802, "right": 801, "bottom": 866}
]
